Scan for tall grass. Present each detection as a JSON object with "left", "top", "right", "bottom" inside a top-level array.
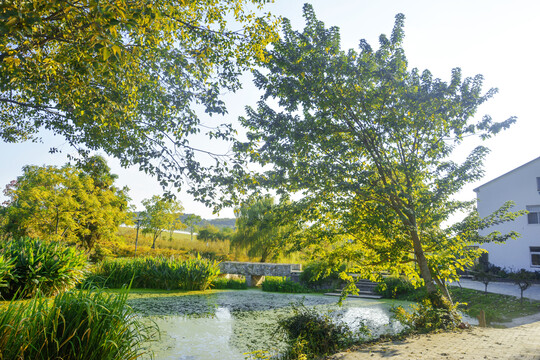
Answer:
[
  {"left": 0, "top": 288, "right": 157, "bottom": 360},
  {"left": 85, "top": 256, "right": 220, "bottom": 290},
  {"left": 116, "top": 227, "right": 231, "bottom": 258},
  {"left": 0, "top": 238, "right": 87, "bottom": 299}
]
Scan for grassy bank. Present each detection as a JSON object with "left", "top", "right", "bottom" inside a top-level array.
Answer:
[{"left": 450, "top": 287, "right": 540, "bottom": 324}]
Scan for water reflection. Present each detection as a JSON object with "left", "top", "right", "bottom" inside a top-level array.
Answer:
[{"left": 137, "top": 290, "right": 408, "bottom": 360}]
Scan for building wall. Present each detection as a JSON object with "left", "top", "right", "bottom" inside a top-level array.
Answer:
[{"left": 475, "top": 157, "right": 540, "bottom": 271}]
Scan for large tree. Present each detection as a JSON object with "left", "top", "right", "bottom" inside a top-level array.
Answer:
[
  {"left": 1, "top": 157, "right": 130, "bottom": 249},
  {"left": 0, "top": 0, "right": 279, "bottom": 197},
  {"left": 235, "top": 5, "right": 520, "bottom": 305},
  {"left": 231, "top": 195, "right": 289, "bottom": 262}
]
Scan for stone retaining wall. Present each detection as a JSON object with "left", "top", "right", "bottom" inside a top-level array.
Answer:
[{"left": 219, "top": 261, "right": 302, "bottom": 286}]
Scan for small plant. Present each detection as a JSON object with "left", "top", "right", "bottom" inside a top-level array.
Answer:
[
  {"left": 0, "top": 237, "right": 88, "bottom": 299},
  {"left": 0, "top": 287, "right": 157, "bottom": 359},
  {"left": 279, "top": 304, "right": 365, "bottom": 359},
  {"left": 262, "top": 276, "right": 310, "bottom": 293},
  {"left": 509, "top": 269, "right": 534, "bottom": 304}
]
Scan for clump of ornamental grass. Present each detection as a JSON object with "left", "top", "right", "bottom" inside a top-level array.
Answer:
[
  {"left": 85, "top": 255, "right": 220, "bottom": 290},
  {"left": 0, "top": 237, "right": 87, "bottom": 299},
  {"left": 0, "top": 287, "right": 157, "bottom": 360}
]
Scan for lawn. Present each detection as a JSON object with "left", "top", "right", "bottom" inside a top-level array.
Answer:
[{"left": 450, "top": 287, "right": 540, "bottom": 324}]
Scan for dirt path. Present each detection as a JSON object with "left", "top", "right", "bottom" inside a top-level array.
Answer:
[{"left": 329, "top": 321, "right": 540, "bottom": 360}]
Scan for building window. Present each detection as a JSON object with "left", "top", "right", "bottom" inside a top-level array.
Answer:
[
  {"left": 531, "top": 247, "right": 540, "bottom": 267},
  {"left": 537, "top": 177, "right": 540, "bottom": 192},
  {"left": 526, "top": 205, "right": 540, "bottom": 224}
]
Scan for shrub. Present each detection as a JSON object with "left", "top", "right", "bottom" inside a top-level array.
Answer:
[
  {"left": 0, "top": 238, "right": 87, "bottom": 299},
  {"left": 392, "top": 297, "right": 461, "bottom": 333},
  {"left": 262, "top": 276, "right": 310, "bottom": 293},
  {"left": 374, "top": 277, "right": 426, "bottom": 301},
  {"left": 0, "top": 288, "right": 156, "bottom": 360},
  {"left": 85, "top": 255, "right": 220, "bottom": 290},
  {"left": 279, "top": 304, "right": 364, "bottom": 359},
  {"left": 212, "top": 277, "right": 248, "bottom": 289},
  {"left": 300, "top": 262, "right": 345, "bottom": 289}
]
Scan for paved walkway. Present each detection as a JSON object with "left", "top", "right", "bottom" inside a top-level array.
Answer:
[
  {"left": 330, "top": 322, "right": 540, "bottom": 360},
  {"left": 330, "top": 279, "right": 540, "bottom": 359},
  {"left": 450, "top": 278, "right": 540, "bottom": 301}
]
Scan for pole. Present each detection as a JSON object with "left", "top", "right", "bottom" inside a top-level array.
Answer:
[{"left": 134, "top": 219, "right": 140, "bottom": 256}]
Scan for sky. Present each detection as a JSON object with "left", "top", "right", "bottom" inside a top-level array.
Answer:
[{"left": 1, "top": 0, "right": 539, "bottom": 219}]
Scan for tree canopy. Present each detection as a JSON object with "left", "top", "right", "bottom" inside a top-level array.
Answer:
[
  {"left": 0, "top": 0, "right": 279, "bottom": 199},
  {"left": 140, "top": 195, "right": 184, "bottom": 249},
  {"left": 1, "top": 156, "right": 130, "bottom": 249},
  {"left": 231, "top": 194, "right": 289, "bottom": 262},
  {"left": 234, "top": 5, "right": 520, "bottom": 303}
]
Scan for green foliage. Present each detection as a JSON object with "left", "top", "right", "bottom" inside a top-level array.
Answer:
[
  {"left": 141, "top": 195, "right": 184, "bottom": 249},
  {"left": 0, "top": 0, "right": 280, "bottom": 195},
  {"left": 184, "top": 214, "right": 202, "bottom": 241},
  {"left": 211, "top": 277, "right": 248, "bottom": 290},
  {"left": 197, "top": 224, "right": 233, "bottom": 242},
  {"left": 0, "top": 238, "right": 87, "bottom": 299},
  {"left": 232, "top": 195, "right": 290, "bottom": 262},
  {"left": 1, "top": 158, "right": 130, "bottom": 250},
  {"left": 375, "top": 277, "right": 426, "bottom": 301},
  {"left": 85, "top": 256, "right": 219, "bottom": 291},
  {"left": 299, "top": 261, "right": 345, "bottom": 289},
  {"left": 0, "top": 255, "right": 14, "bottom": 289},
  {"left": 233, "top": 4, "right": 520, "bottom": 303},
  {"left": 392, "top": 297, "right": 461, "bottom": 333},
  {"left": 279, "top": 304, "right": 364, "bottom": 359},
  {"left": 0, "top": 288, "right": 156, "bottom": 360},
  {"left": 449, "top": 287, "right": 540, "bottom": 324},
  {"left": 509, "top": 269, "right": 535, "bottom": 304},
  {"left": 262, "top": 276, "right": 309, "bottom": 293}
]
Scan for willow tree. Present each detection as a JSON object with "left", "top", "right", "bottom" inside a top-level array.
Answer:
[
  {"left": 232, "top": 195, "right": 289, "bottom": 262},
  {"left": 0, "top": 0, "right": 279, "bottom": 198},
  {"left": 236, "top": 5, "right": 520, "bottom": 305}
]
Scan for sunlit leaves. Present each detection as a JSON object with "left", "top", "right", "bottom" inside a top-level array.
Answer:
[
  {"left": 235, "top": 4, "right": 518, "bottom": 299},
  {"left": 140, "top": 195, "right": 184, "bottom": 249},
  {"left": 1, "top": 157, "right": 130, "bottom": 249},
  {"left": 0, "top": 0, "right": 280, "bottom": 194}
]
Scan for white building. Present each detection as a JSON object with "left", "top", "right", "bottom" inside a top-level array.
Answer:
[{"left": 474, "top": 157, "right": 540, "bottom": 271}]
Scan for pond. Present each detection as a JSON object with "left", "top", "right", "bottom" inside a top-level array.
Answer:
[{"left": 129, "top": 290, "right": 409, "bottom": 360}]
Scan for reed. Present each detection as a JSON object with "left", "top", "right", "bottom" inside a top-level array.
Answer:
[
  {"left": 0, "top": 288, "right": 157, "bottom": 360},
  {"left": 85, "top": 256, "right": 220, "bottom": 290}
]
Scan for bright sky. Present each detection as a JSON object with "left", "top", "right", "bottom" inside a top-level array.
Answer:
[{"left": 1, "top": 0, "right": 539, "bottom": 219}]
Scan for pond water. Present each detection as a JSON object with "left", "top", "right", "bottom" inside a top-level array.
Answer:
[{"left": 130, "top": 290, "right": 408, "bottom": 360}]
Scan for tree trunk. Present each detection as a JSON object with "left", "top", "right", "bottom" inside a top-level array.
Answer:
[
  {"left": 410, "top": 229, "right": 436, "bottom": 293},
  {"left": 410, "top": 228, "right": 449, "bottom": 308}
]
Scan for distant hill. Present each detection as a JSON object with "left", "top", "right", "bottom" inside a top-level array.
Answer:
[
  {"left": 180, "top": 214, "right": 236, "bottom": 229},
  {"left": 131, "top": 212, "right": 236, "bottom": 229}
]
